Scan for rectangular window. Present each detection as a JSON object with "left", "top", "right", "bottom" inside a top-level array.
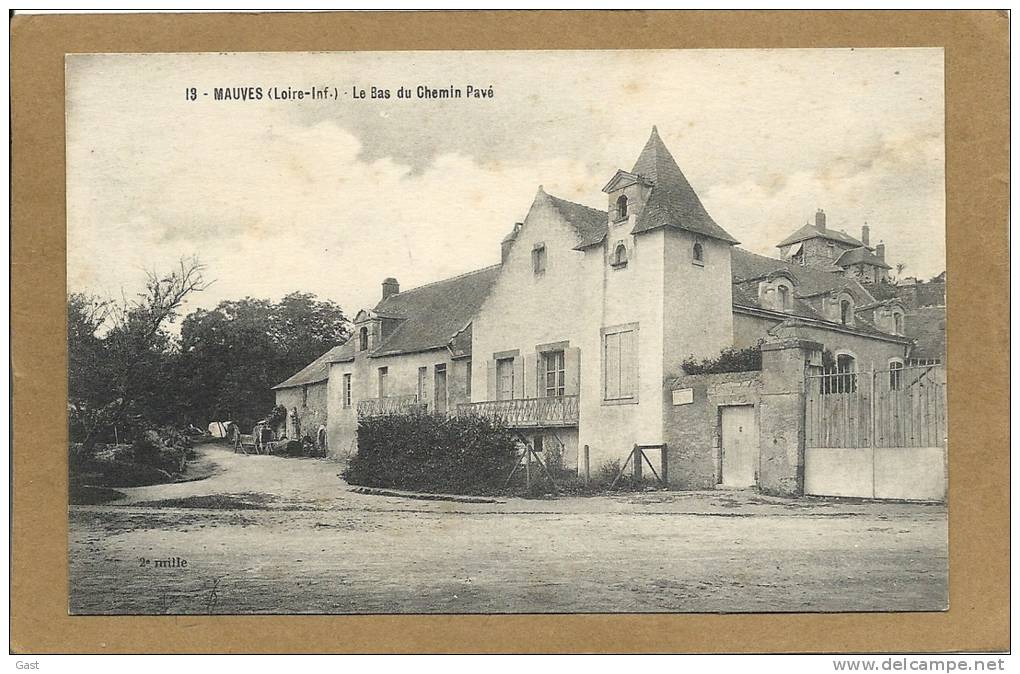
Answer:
[
  {"left": 532, "top": 243, "right": 546, "bottom": 275},
  {"left": 543, "top": 350, "right": 566, "bottom": 397},
  {"left": 464, "top": 360, "right": 472, "bottom": 398},
  {"left": 496, "top": 357, "right": 515, "bottom": 401},
  {"left": 378, "top": 366, "right": 388, "bottom": 399},
  {"left": 603, "top": 326, "right": 637, "bottom": 401},
  {"left": 417, "top": 366, "right": 427, "bottom": 402},
  {"left": 343, "top": 373, "right": 352, "bottom": 408}
]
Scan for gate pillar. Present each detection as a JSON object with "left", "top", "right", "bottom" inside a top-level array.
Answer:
[{"left": 759, "top": 336, "right": 823, "bottom": 497}]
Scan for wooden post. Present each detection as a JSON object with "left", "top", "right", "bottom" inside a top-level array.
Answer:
[
  {"left": 661, "top": 443, "right": 669, "bottom": 486},
  {"left": 525, "top": 446, "right": 532, "bottom": 491},
  {"left": 632, "top": 444, "right": 642, "bottom": 482},
  {"left": 583, "top": 445, "right": 590, "bottom": 486}
]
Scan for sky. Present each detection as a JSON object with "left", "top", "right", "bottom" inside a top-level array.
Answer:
[{"left": 66, "top": 49, "right": 945, "bottom": 321}]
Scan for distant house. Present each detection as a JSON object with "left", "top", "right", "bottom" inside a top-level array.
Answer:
[
  {"left": 271, "top": 344, "right": 349, "bottom": 448},
  {"left": 777, "top": 211, "right": 891, "bottom": 283},
  {"left": 276, "top": 127, "right": 934, "bottom": 487}
]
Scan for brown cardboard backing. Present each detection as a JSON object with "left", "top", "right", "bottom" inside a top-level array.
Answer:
[{"left": 10, "top": 10, "right": 1010, "bottom": 654}]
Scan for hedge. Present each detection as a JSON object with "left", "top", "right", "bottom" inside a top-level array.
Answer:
[{"left": 343, "top": 412, "right": 520, "bottom": 495}]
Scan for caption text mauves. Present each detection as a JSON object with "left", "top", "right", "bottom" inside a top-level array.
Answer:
[{"left": 183, "top": 84, "right": 496, "bottom": 102}]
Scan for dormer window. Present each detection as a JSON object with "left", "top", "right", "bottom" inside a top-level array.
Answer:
[
  {"left": 893, "top": 311, "right": 904, "bottom": 335},
  {"left": 359, "top": 326, "right": 369, "bottom": 351},
  {"left": 692, "top": 242, "right": 704, "bottom": 265},
  {"left": 611, "top": 241, "right": 628, "bottom": 268},
  {"left": 778, "top": 285, "right": 791, "bottom": 310},
  {"left": 616, "top": 195, "right": 628, "bottom": 221},
  {"left": 840, "top": 299, "right": 853, "bottom": 325}
]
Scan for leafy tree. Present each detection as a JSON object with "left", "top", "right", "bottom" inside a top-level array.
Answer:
[
  {"left": 69, "top": 257, "right": 210, "bottom": 452},
  {"left": 178, "top": 292, "right": 350, "bottom": 430}
]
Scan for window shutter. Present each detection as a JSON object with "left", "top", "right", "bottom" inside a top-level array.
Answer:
[
  {"left": 486, "top": 360, "right": 496, "bottom": 401},
  {"left": 513, "top": 358, "right": 525, "bottom": 399},
  {"left": 565, "top": 347, "right": 581, "bottom": 396},
  {"left": 534, "top": 353, "right": 543, "bottom": 397}
]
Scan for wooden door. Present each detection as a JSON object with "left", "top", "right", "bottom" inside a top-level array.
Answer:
[
  {"left": 721, "top": 405, "right": 757, "bottom": 488},
  {"left": 434, "top": 365, "right": 448, "bottom": 415}
]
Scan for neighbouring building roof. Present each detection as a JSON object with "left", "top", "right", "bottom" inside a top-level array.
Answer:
[
  {"left": 905, "top": 306, "right": 947, "bottom": 360},
  {"left": 272, "top": 344, "right": 352, "bottom": 390},
  {"left": 731, "top": 248, "right": 876, "bottom": 302},
  {"left": 835, "top": 246, "right": 892, "bottom": 269},
  {"left": 367, "top": 265, "right": 501, "bottom": 358},
  {"left": 777, "top": 222, "right": 866, "bottom": 249},
  {"left": 729, "top": 248, "right": 901, "bottom": 339},
  {"left": 628, "top": 127, "right": 739, "bottom": 244}
]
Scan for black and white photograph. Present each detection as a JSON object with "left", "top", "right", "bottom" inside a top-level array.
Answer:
[{"left": 66, "top": 48, "right": 948, "bottom": 616}]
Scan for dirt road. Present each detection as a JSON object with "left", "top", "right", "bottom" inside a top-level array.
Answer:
[{"left": 69, "top": 443, "right": 948, "bottom": 614}]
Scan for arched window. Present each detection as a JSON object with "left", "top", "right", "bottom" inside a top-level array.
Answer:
[
  {"left": 840, "top": 299, "right": 853, "bottom": 325},
  {"left": 693, "top": 242, "right": 704, "bottom": 264},
  {"left": 888, "top": 360, "right": 904, "bottom": 391},
  {"left": 359, "top": 326, "right": 369, "bottom": 351},
  {"left": 611, "top": 242, "right": 628, "bottom": 267},
  {"left": 616, "top": 195, "right": 628, "bottom": 220},
  {"left": 777, "top": 285, "right": 790, "bottom": 310},
  {"left": 835, "top": 353, "right": 857, "bottom": 393}
]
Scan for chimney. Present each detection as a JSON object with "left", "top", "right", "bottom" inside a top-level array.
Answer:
[
  {"left": 815, "top": 208, "right": 826, "bottom": 231},
  {"left": 876, "top": 242, "right": 886, "bottom": 261},
  {"left": 382, "top": 277, "right": 399, "bottom": 300},
  {"left": 501, "top": 222, "right": 522, "bottom": 265},
  {"left": 861, "top": 223, "right": 870, "bottom": 246}
]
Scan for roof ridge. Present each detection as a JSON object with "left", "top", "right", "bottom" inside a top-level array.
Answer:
[
  {"left": 545, "top": 191, "right": 606, "bottom": 214},
  {"left": 378, "top": 263, "right": 502, "bottom": 301}
]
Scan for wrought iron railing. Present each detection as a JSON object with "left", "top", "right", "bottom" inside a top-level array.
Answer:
[
  {"left": 457, "top": 395, "right": 579, "bottom": 428},
  {"left": 357, "top": 394, "right": 428, "bottom": 418}
]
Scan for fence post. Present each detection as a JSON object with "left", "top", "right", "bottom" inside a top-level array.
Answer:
[
  {"left": 525, "top": 446, "right": 532, "bottom": 491},
  {"left": 632, "top": 444, "right": 642, "bottom": 482},
  {"left": 583, "top": 445, "right": 590, "bottom": 486}
]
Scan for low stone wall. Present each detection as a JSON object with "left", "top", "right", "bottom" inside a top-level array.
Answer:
[{"left": 663, "top": 370, "right": 763, "bottom": 489}]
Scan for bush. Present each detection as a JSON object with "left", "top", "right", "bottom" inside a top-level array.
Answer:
[
  {"left": 681, "top": 340, "right": 763, "bottom": 375},
  {"left": 343, "top": 412, "right": 520, "bottom": 495},
  {"left": 131, "top": 426, "right": 193, "bottom": 476}
]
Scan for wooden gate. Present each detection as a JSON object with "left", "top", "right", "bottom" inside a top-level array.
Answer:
[
  {"left": 804, "top": 364, "right": 947, "bottom": 500},
  {"left": 805, "top": 364, "right": 947, "bottom": 449}
]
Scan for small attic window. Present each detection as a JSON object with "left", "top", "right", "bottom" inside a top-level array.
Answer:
[
  {"left": 893, "top": 311, "right": 904, "bottom": 335},
  {"left": 840, "top": 299, "right": 853, "bottom": 325},
  {"left": 616, "top": 195, "right": 628, "bottom": 221},
  {"left": 777, "top": 285, "right": 791, "bottom": 310},
  {"left": 532, "top": 243, "right": 547, "bottom": 275},
  {"left": 359, "top": 326, "right": 369, "bottom": 351},
  {"left": 611, "top": 242, "right": 628, "bottom": 268},
  {"left": 692, "top": 242, "right": 705, "bottom": 266}
]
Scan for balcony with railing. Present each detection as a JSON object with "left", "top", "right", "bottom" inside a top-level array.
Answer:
[
  {"left": 457, "top": 395, "right": 579, "bottom": 428},
  {"left": 357, "top": 394, "right": 428, "bottom": 418}
]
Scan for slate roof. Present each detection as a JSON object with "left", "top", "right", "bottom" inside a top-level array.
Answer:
[
  {"left": 777, "top": 223, "right": 866, "bottom": 249},
  {"left": 905, "top": 306, "right": 947, "bottom": 360},
  {"left": 628, "top": 127, "right": 739, "bottom": 244},
  {"left": 366, "top": 265, "right": 501, "bottom": 358},
  {"left": 729, "top": 248, "right": 900, "bottom": 339},
  {"left": 543, "top": 191, "right": 609, "bottom": 249},
  {"left": 272, "top": 344, "right": 352, "bottom": 390},
  {"left": 835, "top": 246, "right": 892, "bottom": 269}
]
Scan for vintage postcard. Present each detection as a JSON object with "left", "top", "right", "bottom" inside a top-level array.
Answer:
[{"left": 65, "top": 48, "right": 948, "bottom": 616}]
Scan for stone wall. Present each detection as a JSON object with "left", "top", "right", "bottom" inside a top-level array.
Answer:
[
  {"left": 662, "top": 370, "right": 763, "bottom": 489},
  {"left": 274, "top": 381, "right": 328, "bottom": 444}
]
